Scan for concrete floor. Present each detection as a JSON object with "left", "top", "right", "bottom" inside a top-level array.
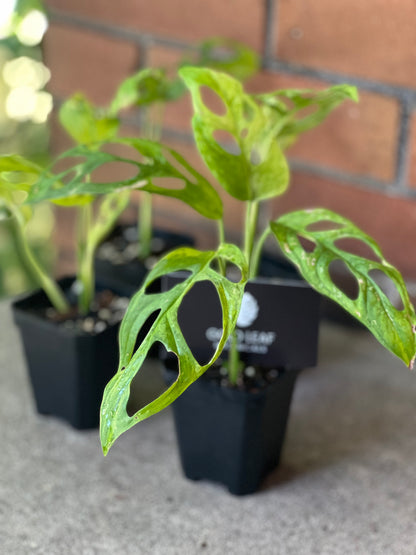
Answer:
[{"left": 1, "top": 300, "right": 416, "bottom": 554}]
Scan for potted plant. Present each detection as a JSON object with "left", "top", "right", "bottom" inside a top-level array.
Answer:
[
  {"left": 95, "top": 66, "right": 416, "bottom": 495},
  {"left": 83, "top": 37, "right": 260, "bottom": 289},
  {"left": 2, "top": 150, "right": 131, "bottom": 429},
  {"left": 5, "top": 106, "right": 222, "bottom": 428}
]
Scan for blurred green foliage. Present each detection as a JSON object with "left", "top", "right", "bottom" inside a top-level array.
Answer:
[{"left": 0, "top": 0, "right": 54, "bottom": 299}]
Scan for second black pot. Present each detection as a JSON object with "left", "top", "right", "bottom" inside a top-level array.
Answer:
[
  {"left": 164, "top": 367, "right": 300, "bottom": 495},
  {"left": 94, "top": 225, "right": 194, "bottom": 291},
  {"left": 12, "top": 277, "right": 130, "bottom": 430}
]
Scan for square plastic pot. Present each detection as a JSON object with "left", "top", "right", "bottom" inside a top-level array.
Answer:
[
  {"left": 12, "top": 277, "right": 128, "bottom": 429},
  {"left": 164, "top": 367, "right": 300, "bottom": 495}
]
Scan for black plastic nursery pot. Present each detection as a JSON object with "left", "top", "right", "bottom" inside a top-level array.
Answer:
[
  {"left": 94, "top": 225, "right": 194, "bottom": 290},
  {"left": 12, "top": 277, "right": 131, "bottom": 430},
  {"left": 163, "top": 275, "right": 321, "bottom": 494},
  {"left": 164, "top": 366, "right": 300, "bottom": 496}
]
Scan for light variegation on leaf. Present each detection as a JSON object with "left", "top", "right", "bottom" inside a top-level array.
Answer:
[
  {"left": 271, "top": 208, "right": 416, "bottom": 367},
  {"left": 180, "top": 67, "right": 289, "bottom": 202},
  {"left": 100, "top": 244, "right": 248, "bottom": 454}
]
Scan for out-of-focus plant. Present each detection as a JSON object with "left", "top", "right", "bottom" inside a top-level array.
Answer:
[
  {"left": 0, "top": 0, "right": 53, "bottom": 299},
  {"left": 59, "top": 38, "right": 259, "bottom": 260}
]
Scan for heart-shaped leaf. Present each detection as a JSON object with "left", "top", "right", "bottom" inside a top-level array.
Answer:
[
  {"left": 271, "top": 208, "right": 416, "bottom": 367},
  {"left": 59, "top": 94, "right": 119, "bottom": 145},
  {"left": 100, "top": 243, "right": 248, "bottom": 454},
  {"left": 26, "top": 138, "right": 223, "bottom": 219},
  {"left": 180, "top": 66, "right": 289, "bottom": 201}
]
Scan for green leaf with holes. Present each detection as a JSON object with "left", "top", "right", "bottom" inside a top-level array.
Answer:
[
  {"left": 100, "top": 243, "right": 248, "bottom": 454},
  {"left": 271, "top": 208, "right": 416, "bottom": 367},
  {"left": 256, "top": 85, "right": 358, "bottom": 149},
  {"left": 26, "top": 138, "right": 223, "bottom": 219},
  {"left": 180, "top": 66, "right": 289, "bottom": 201},
  {"left": 59, "top": 94, "right": 119, "bottom": 145}
]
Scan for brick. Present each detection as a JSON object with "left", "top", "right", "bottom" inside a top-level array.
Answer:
[
  {"left": 408, "top": 113, "right": 416, "bottom": 188},
  {"left": 45, "top": 0, "right": 264, "bottom": 51},
  {"left": 272, "top": 171, "right": 416, "bottom": 280},
  {"left": 246, "top": 71, "right": 399, "bottom": 182},
  {"left": 276, "top": 0, "right": 416, "bottom": 89},
  {"left": 44, "top": 24, "right": 140, "bottom": 105}
]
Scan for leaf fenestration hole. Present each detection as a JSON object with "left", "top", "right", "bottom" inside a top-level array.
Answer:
[
  {"left": 162, "top": 149, "right": 198, "bottom": 185},
  {"left": 334, "top": 237, "right": 381, "bottom": 263},
  {"left": 151, "top": 177, "right": 185, "bottom": 190},
  {"left": 328, "top": 259, "right": 359, "bottom": 301},
  {"left": 101, "top": 141, "right": 144, "bottom": 162},
  {"left": 126, "top": 341, "right": 169, "bottom": 417},
  {"left": 209, "top": 260, "right": 242, "bottom": 282},
  {"left": 297, "top": 234, "right": 316, "bottom": 253},
  {"left": 200, "top": 86, "right": 227, "bottom": 116},
  {"left": 306, "top": 220, "right": 344, "bottom": 232},
  {"left": 90, "top": 161, "right": 139, "bottom": 183},
  {"left": 368, "top": 269, "right": 405, "bottom": 310},
  {"left": 160, "top": 271, "right": 193, "bottom": 292},
  {"left": 213, "top": 129, "right": 241, "bottom": 155},
  {"left": 178, "top": 280, "right": 222, "bottom": 365},
  {"left": 52, "top": 155, "right": 85, "bottom": 175}
]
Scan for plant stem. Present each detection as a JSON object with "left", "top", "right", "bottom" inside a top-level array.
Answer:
[
  {"left": 77, "top": 203, "right": 94, "bottom": 314},
  {"left": 244, "top": 200, "right": 259, "bottom": 276},
  {"left": 137, "top": 102, "right": 166, "bottom": 259},
  {"left": 228, "top": 330, "right": 241, "bottom": 385},
  {"left": 138, "top": 192, "right": 152, "bottom": 260},
  {"left": 250, "top": 225, "right": 271, "bottom": 279},
  {"left": 227, "top": 201, "right": 260, "bottom": 384},
  {"left": 10, "top": 207, "right": 69, "bottom": 313}
]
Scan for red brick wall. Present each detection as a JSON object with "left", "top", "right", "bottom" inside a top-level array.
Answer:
[{"left": 43, "top": 0, "right": 416, "bottom": 281}]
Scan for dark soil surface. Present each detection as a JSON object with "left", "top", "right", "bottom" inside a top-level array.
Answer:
[
  {"left": 165, "top": 357, "right": 287, "bottom": 393},
  {"left": 36, "top": 286, "right": 129, "bottom": 335}
]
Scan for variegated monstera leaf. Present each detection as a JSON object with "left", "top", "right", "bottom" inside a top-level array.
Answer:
[
  {"left": 271, "top": 208, "right": 416, "bottom": 367},
  {"left": 100, "top": 243, "right": 248, "bottom": 454}
]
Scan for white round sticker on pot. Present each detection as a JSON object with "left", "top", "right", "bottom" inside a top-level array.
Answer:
[{"left": 237, "top": 291, "right": 259, "bottom": 328}]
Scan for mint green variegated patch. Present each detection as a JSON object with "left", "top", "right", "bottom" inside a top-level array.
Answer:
[
  {"left": 271, "top": 208, "right": 416, "bottom": 367},
  {"left": 180, "top": 67, "right": 289, "bottom": 202},
  {"left": 26, "top": 138, "right": 223, "bottom": 219},
  {"left": 59, "top": 94, "right": 119, "bottom": 145},
  {"left": 100, "top": 244, "right": 248, "bottom": 454}
]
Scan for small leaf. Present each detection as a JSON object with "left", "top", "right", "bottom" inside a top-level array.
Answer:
[
  {"left": 0, "top": 154, "right": 43, "bottom": 194},
  {"left": 109, "top": 68, "right": 184, "bottom": 115},
  {"left": 59, "top": 93, "right": 119, "bottom": 145},
  {"left": 180, "top": 66, "right": 289, "bottom": 202},
  {"left": 26, "top": 139, "right": 223, "bottom": 219},
  {"left": 191, "top": 37, "right": 260, "bottom": 81},
  {"left": 271, "top": 208, "right": 416, "bottom": 367},
  {"left": 100, "top": 244, "right": 248, "bottom": 454},
  {"left": 256, "top": 85, "right": 358, "bottom": 147}
]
